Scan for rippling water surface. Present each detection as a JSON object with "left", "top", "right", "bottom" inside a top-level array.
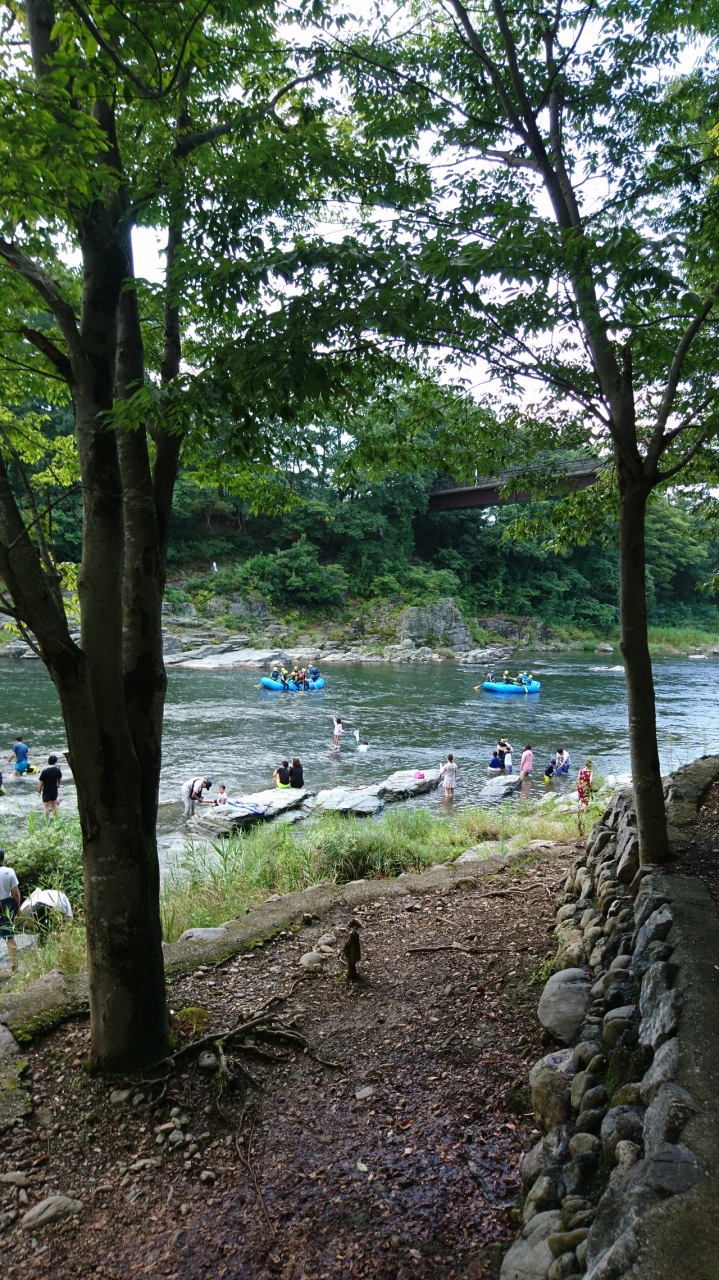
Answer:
[{"left": 1, "top": 653, "right": 717, "bottom": 860}]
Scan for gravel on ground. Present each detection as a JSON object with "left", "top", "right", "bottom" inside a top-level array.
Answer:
[{"left": 0, "top": 848, "right": 578, "bottom": 1280}]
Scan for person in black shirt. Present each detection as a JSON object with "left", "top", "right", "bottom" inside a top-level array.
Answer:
[
  {"left": 273, "top": 760, "right": 291, "bottom": 788},
  {"left": 38, "top": 754, "right": 62, "bottom": 818},
  {"left": 289, "top": 757, "right": 304, "bottom": 788}
]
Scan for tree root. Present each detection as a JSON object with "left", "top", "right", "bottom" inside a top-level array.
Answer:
[
  {"left": 235, "top": 1105, "right": 276, "bottom": 1239},
  {"left": 139, "top": 996, "right": 344, "bottom": 1099}
]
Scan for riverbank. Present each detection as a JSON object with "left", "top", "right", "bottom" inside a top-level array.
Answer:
[
  {"left": 3, "top": 597, "right": 717, "bottom": 668},
  {"left": 1, "top": 793, "right": 603, "bottom": 994}
]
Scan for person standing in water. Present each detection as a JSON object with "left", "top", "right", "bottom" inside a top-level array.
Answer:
[
  {"left": 181, "top": 776, "right": 212, "bottom": 817},
  {"left": 333, "top": 715, "right": 344, "bottom": 748},
  {"left": 38, "top": 755, "right": 62, "bottom": 817},
  {"left": 519, "top": 744, "right": 533, "bottom": 779},
  {"left": 8, "top": 737, "right": 29, "bottom": 777},
  {"left": 439, "top": 753, "right": 457, "bottom": 798}
]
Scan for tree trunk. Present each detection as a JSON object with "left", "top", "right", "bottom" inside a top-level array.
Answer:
[
  {"left": 616, "top": 454, "right": 669, "bottom": 863},
  {"left": 53, "top": 676, "right": 169, "bottom": 1072}
]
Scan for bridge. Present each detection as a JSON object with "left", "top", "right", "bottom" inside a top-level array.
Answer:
[{"left": 427, "top": 459, "right": 601, "bottom": 512}]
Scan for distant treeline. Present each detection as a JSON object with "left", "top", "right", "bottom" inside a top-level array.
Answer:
[{"left": 163, "top": 472, "right": 719, "bottom": 634}]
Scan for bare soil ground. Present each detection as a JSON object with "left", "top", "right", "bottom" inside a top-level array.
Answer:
[
  {"left": 0, "top": 849, "right": 577, "bottom": 1280},
  {"left": 681, "top": 778, "right": 719, "bottom": 904}
]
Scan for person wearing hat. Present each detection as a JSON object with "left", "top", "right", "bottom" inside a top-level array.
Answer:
[
  {"left": 181, "top": 776, "right": 213, "bottom": 818},
  {"left": 0, "top": 850, "right": 20, "bottom": 970}
]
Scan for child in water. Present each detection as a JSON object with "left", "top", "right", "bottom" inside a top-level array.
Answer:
[
  {"left": 439, "top": 753, "right": 457, "bottom": 797},
  {"left": 489, "top": 751, "right": 502, "bottom": 773},
  {"left": 333, "top": 715, "right": 344, "bottom": 748}
]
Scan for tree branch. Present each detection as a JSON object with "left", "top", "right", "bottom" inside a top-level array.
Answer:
[
  {"left": 172, "top": 74, "right": 319, "bottom": 158},
  {"left": 19, "top": 325, "right": 74, "bottom": 385},
  {"left": 0, "top": 241, "right": 82, "bottom": 361},
  {"left": 648, "top": 282, "right": 719, "bottom": 463},
  {"left": 65, "top": 0, "right": 211, "bottom": 101},
  {"left": 656, "top": 428, "right": 714, "bottom": 482}
]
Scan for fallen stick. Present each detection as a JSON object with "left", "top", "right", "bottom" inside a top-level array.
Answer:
[
  {"left": 407, "top": 943, "right": 531, "bottom": 955},
  {"left": 235, "top": 1108, "right": 276, "bottom": 1238}
]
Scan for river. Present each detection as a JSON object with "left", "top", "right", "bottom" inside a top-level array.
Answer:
[{"left": 0, "top": 653, "right": 717, "bottom": 863}]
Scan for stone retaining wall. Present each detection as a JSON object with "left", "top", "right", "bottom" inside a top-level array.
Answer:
[{"left": 501, "top": 756, "right": 719, "bottom": 1280}]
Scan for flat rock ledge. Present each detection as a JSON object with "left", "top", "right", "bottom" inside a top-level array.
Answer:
[{"left": 501, "top": 754, "right": 719, "bottom": 1280}]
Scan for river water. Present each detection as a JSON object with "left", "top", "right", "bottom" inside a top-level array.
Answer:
[{"left": 1, "top": 653, "right": 717, "bottom": 863}]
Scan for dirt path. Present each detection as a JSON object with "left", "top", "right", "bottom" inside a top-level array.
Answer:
[{"left": 0, "top": 849, "right": 577, "bottom": 1280}]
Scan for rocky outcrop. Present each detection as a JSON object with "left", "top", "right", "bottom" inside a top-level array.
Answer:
[
  {"left": 397, "top": 597, "right": 474, "bottom": 650},
  {"left": 502, "top": 756, "right": 719, "bottom": 1280}
]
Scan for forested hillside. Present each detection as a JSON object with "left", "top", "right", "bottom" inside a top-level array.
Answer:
[{"left": 164, "top": 472, "right": 719, "bottom": 635}]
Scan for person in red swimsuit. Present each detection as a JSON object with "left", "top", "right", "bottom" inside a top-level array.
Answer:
[{"left": 577, "top": 759, "right": 594, "bottom": 808}]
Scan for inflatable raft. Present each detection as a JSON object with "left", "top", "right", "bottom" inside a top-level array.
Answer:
[
  {"left": 260, "top": 676, "right": 325, "bottom": 692},
  {"left": 482, "top": 678, "right": 541, "bottom": 694}
]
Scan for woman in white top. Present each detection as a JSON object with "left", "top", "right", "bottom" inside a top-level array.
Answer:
[{"left": 439, "top": 753, "right": 457, "bottom": 797}]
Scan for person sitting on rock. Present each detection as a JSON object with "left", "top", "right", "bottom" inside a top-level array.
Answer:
[{"left": 273, "top": 760, "right": 291, "bottom": 789}]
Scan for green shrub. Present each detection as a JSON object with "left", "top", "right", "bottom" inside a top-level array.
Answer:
[{"left": 7, "top": 814, "right": 84, "bottom": 906}]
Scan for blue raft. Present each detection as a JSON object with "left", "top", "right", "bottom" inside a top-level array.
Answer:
[
  {"left": 482, "top": 679, "right": 541, "bottom": 695},
  {"left": 260, "top": 676, "right": 325, "bottom": 692}
]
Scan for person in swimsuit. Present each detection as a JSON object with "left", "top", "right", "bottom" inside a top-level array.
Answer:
[{"left": 577, "top": 759, "right": 593, "bottom": 808}]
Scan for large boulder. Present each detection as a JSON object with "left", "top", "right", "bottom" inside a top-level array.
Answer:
[
  {"left": 397, "top": 598, "right": 473, "bottom": 650},
  {"left": 538, "top": 969, "right": 592, "bottom": 1044},
  {"left": 529, "top": 1049, "right": 575, "bottom": 1133},
  {"left": 500, "top": 1210, "right": 562, "bottom": 1280}
]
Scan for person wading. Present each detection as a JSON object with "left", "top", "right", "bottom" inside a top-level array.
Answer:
[{"left": 38, "top": 755, "right": 62, "bottom": 818}]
